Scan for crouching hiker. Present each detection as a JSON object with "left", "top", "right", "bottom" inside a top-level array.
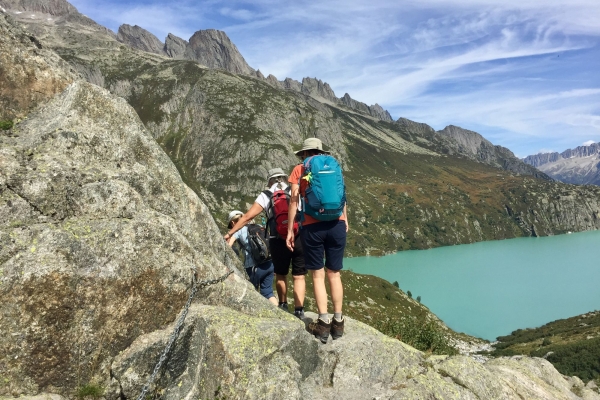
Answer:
[
  {"left": 224, "top": 210, "right": 277, "bottom": 306},
  {"left": 257, "top": 168, "right": 307, "bottom": 318},
  {"left": 287, "top": 138, "right": 348, "bottom": 343}
]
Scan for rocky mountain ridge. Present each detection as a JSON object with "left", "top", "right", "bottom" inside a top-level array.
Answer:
[
  {"left": 0, "top": 0, "right": 113, "bottom": 36},
  {"left": 524, "top": 143, "right": 600, "bottom": 185},
  {"left": 112, "top": 22, "right": 395, "bottom": 122},
  {"left": 2, "top": 12, "right": 600, "bottom": 399},
  {"left": 441, "top": 124, "right": 553, "bottom": 179}
]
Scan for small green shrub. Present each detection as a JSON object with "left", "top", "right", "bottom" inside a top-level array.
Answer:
[
  {"left": 0, "top": 120, "right": 14, "bottom": 130},
  {"left": 375, "top": 316, "right": 458, "bottom": 355},
  {"left": 407, "top": 290, "right": 412, "bottom": 298},
  {"left": 393, "top": 281, "right": 399, "bottom": 288},
  {"left": 76, "top": 383, "right": 104, "bottom": 400},
  {"left": 542, "top": 337, "right": 552, "bottom": 346}
]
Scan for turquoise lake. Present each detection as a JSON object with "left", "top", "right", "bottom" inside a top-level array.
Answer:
[{"left": 344, "top": 229, "right": 600, "bottom": 341}]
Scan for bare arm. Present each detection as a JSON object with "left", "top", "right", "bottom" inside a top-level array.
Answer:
[
  {"left": 343, "top": 203, "right": 349, "bottom": 232},
  {"left": 223, "top": 202, "right": 264, "bottom": 241},
  {"left": 227, "top": 235, "right": 237, "bottom": 247},
  {"left": 286, "top": 182, "right": 299, "bottom": 251}
]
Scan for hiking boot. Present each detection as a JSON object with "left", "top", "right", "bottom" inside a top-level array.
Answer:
[
  {"left": 331, "top": 317, "right": 344, "bottom": 340},
  {"left": 278, "top": 302, "right": 289, "bottom": 312},
  {"left": 308, "top": 318, "right": 331, "bottom": 344},
  {"left": 294, "top": 308, "right": 305, "bottom": 319}
]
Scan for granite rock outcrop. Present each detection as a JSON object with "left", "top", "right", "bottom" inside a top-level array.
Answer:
[
  {"left": 163, "top": 33, "right": 187, "bottom": 59},
  {"left": 183, "top": 29, "right": 254, "bottom": 75},
  {"left": 116, "top": 24, "right": 165, "bottom": 56},
  {"left": 0, "top": 12, "right": 76, "bottom": 121}
]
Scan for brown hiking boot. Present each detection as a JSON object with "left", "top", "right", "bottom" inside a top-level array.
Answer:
[
  {"left": 308, "top": 318, "right": 331, "bottom": 344},
  {"left": 331, "top": 317, "right": 344, "bottom": 340}
]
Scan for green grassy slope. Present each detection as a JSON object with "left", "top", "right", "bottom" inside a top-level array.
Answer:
[{"left": 487, "top": 310, "right": 600, "bottom": 382}]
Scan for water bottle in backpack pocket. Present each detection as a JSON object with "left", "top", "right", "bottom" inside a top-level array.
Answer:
[{"left": 302, "top": 154, "right": 346, "bottom": 221}]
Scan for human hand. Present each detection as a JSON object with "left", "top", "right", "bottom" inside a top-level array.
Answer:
[{"left": 286, "top": 231, "right": 295, "bottom": 251}]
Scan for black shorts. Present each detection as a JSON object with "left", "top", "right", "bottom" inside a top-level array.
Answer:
[
  {"left": 269, "top": 236, "right": 307, "bottom": 276},
  {"left": 300, "top": 220, "right": 346, "bottom": 271}
]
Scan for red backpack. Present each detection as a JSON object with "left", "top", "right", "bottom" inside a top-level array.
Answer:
[{"left": 264, "top": 187, "right": 299, "bottom": 239}]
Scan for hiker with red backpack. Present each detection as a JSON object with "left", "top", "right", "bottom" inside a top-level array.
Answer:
[
  {"left": 254, "top": 168, "right": 307, "bottom": 318},
  {"left": 224, "top": 168, "right": 307, "bottom": 315},
  {"left": 287, "top": 138, "right": 348, "bottom": 344}
]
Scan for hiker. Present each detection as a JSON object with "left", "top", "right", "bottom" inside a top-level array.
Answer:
[
  {"left": 287, "top": 138, "right": 348, "bottom": 343},
  {"left": 225, "top": 210, "right": 277, "bottom": 306},
  {"left": 224, "top": 169, "right": 308, "bottom": 318}
]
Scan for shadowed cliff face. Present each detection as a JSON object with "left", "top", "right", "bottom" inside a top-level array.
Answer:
[{"left": 2, "top": 10, "right": 600, "bottom": 400}]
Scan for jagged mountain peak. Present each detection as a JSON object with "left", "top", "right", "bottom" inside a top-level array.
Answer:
[
  {"left": 438, "top": 124, "right": 494, "bottom": 155},
  {"left": 164, "top": 32, "right": 187, "bottom": 59},
  {"left": 340, "top": 92, "right": 394, "bottom": 122},
  {"left": 117, "top": 24, "right": 165, "bottom": 56},
  {"left": 184, "top": 28, "right": 254, "bottom": 75},
  {"left": 523, "top": 142, "right": 600, "bottom": 185}
]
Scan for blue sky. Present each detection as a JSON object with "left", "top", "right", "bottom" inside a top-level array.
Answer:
[{"left": 70, "top": 0, "right": 600, "bottom": 157}]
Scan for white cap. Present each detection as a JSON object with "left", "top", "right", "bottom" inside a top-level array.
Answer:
[{"left": 227, "top": 210, "right": 243, "bottom": 224}]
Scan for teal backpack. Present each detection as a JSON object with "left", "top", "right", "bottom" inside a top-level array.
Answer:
[{"left": 301, "top": 154, "right": 346, "bottom": 221}]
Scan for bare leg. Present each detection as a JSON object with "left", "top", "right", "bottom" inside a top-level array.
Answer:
[
  {"left": 311, "top": 269, "right": 328, "bottom": 315},
  {"left": 293, "top": 274, "right": 306, "bottom": 307},
  {"left": 276, "top": 274, "right": 288, "bottom": 303},
  {"left": 327, "top": 269, "right": 343, "bottom": 313}
]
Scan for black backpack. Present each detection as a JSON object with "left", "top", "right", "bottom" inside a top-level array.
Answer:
[{"left": 245, "top": 224, "right": 271, "bottom": 264}]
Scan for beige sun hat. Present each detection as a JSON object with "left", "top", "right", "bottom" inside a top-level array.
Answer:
[
  {"left": 267, "top": 167, "right": 286, "bottom": 181},
  {"left": 294, "top": 137, "right": 330, "bottom": 155},
  {"left": 227, "top": 210, "right": 243, "bottom": 224}
]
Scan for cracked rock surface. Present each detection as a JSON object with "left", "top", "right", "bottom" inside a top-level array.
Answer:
[{"left": 0, "top": 79, "right": 275, "bottom": 395}]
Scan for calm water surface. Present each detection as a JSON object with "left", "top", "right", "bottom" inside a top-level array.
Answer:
[{"left": 345, "top": 230, "right": 600, "bottom": 341}]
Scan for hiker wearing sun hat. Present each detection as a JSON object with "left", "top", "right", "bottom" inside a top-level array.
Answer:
[
  {"left": 224, "top": 167, "right": 307, "bottom": 314},
  {"left": 287, "top": 137, "right": 348, "bottom": 343},
  {"left": 293, "top": 137, "right": 331, "bottom": 155}
]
